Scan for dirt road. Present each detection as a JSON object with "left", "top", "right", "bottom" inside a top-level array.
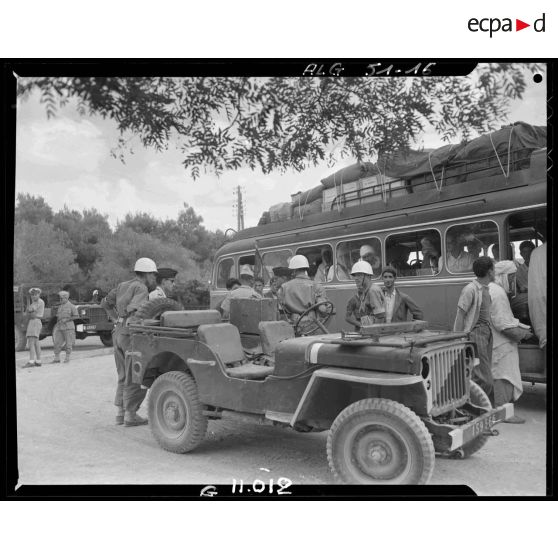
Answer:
[{"left": 15, "top": 344, "right": 547, "bottom": 495}]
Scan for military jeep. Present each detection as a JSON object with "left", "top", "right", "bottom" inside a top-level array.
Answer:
[{"left": 127, "top": 301, "right": 513, "bottom": 485}]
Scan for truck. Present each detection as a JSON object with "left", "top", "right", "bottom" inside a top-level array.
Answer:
[
  {"left": 14, "top": 283, "right": 114, "bottom": 351},
  {"left": 126, "top": 298, "right": 513, "bottom": 485}
]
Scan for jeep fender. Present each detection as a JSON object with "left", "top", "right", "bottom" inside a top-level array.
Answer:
[{"left": 290, "top": 367, "right": 429, "bottom": 429}]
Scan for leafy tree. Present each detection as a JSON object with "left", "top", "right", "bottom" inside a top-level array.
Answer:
[
  {"left": 52, "top": 206, "right": 111, "bottom": 276},
  {"left": 14, "top": 220, "right": 79, "bottom": 284},
  {"left": 117, "top": 212, "right": 162, "bottom": 236},
  {"left": 89, "top": 227, "right": 201, "bottom": 291},
  {"left": 17, "top": 64, "right": 542, "bottom": 178},
  {"left": 15, "top": 193, "right": 54, "bottom": 224}
]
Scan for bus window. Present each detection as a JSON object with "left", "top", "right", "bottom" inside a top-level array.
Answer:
[
  {"left": 216, "top": 258, "right": 235, "bottom": 289},
  {"left": 386, "top": 229, "right": 441, "bottom": 277},
  {"left": 262, "top": 250, "right": 292, "bottom": 285},
  {"left": 336, "top": 238, "right": 382, "bottom": 280},
  {"left": 296, "top": 244, "right": 334, "bottom": 282},
  {"left": 446, "top": 221, "right": 498, "bottom": 274},
  {"left": 506, "top": 209, "right": 546, "bottom": 262}
]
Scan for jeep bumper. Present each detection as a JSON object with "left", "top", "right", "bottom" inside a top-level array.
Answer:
[{"left": 448, "top": 403, "right": 514, "bottom": 451}]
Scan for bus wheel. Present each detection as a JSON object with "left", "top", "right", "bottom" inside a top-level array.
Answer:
[
  {"left": 15, "top": 326, "right": 27, "bottom": 351},
  {"left": 99, "top": 331, "right": 113, "bottom": 347},
  {"left": 327, "top": 398, "right": 435, "bottom": 485},
  {"left": 460, "top": 381, "right": 492, "bottom": 458}
]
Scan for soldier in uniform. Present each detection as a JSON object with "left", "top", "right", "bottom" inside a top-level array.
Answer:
[
  {"left": 148, "top": 267, "right": 178, "bottom": 300},
  {"left": 345, "top": 261, "right": 385, "bottom": 329},
  {"left": 220, "top": 265, "right": 262, "bottom": 319},
  {"left": 279, "top": 255, "right": 330, "bottom": 324},
  {"left": 52, "top": 290, "right": 79, "bottom": 363},
  {"left": 101, "top": 257, "right": 158, "bottom": 426}
]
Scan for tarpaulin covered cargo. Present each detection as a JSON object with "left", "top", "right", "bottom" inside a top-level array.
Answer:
[
  {"left": 291, "top": 184, "right": 325, "bottom": 206},
  {"left": 376, "top": 145, "right": 457, "bottom": 178},
  {"left": 321, "top": 162, "right": 377, "bottom": 188},
  {"left": 269, "top": 202, "right": 293, "bottom": 222}
]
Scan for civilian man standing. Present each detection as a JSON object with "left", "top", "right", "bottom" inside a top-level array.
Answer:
[
  {"left": 102, "top": 257, "right": 158, "bottom": 427},
  {"left": 453, "top": 256, "right": 495, "bottom": 398},
  {"left": 381, "top": 267, "right": 423, "bottom": 323}
]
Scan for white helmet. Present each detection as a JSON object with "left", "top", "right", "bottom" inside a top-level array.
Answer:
[
  {"left": 134, "top": 257, "right": 158, "bottom": 273},
  {"left": 239, "top": 264, "right": 254, "bottom": 277},
  {"left": 288, "top": 254, "right": 310, "bottom": 270},
  {"left": 350, "top": 261, "right": 374, "bottom": 276}
]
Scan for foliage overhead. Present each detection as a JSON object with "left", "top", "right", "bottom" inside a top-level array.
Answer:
[{"left": 18, "top": 64, "right": 541, "bottom": 179}]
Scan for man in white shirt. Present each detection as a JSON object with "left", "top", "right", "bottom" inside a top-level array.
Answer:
[
  {"left": 447, "top": 233, "right": 475, "bottom": 273},
  {"left": 148, "top": 267, "right": 178, "bottom": 300}
]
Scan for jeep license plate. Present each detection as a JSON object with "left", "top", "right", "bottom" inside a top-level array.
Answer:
[
  {"left": 449, "top": 403, "right": 513, "bottom": 451},
  {"left": 84, "top": 324, "right": 97, "bottom": 331}
]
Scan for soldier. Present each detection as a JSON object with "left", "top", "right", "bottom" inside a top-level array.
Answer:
[
  {"left": 22, "top": 287, "right": 45, "bottom": 368},
  {"left": 345, "top": 261, "right": 385, "bottom": 328},
  {"left": 148, "top": 267, "right": 178, "bottom": 300},
  {"left": 220, "top": 265, "right": 262, "bottom": 319},
  {"left": 101, "top": 257, "right": 158, "bottom": 427},
  {"left": 52, "top": 290, "right": 79, "bottom": 363},
  {"left": 279, "top": 255, "right": 330, "bottom": 324}
]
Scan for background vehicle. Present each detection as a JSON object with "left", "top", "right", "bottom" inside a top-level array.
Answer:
[
  {"left": 128, "top": 304, "right": 513, "bottom": 485},
  {"left": 210, "top": 130, "right": 546, "bottom": 383},
  {"left": 13, "top": 283, "right": 114, "bottom": 350}
]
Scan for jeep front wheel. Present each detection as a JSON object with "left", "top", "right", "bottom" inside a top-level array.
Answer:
[
  {"left": 327, "top": 398, "right": 435, "bottom": 485},
  {"left": 99, "top": 331, "right": 113, "bottom": 347},
  {"left": 15, "top": 326, "right": 26, "bottom": 351},
  {"left": 460, "top": 381, "right": 492, "bottom": 458},
  {"left": 148, "top": 371, "right": 208, "bottom": 454}
]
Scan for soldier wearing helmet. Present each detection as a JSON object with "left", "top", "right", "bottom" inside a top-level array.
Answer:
[
  {"left": 101, "top": 257, "right": 158, "bottom": 427},
  {"left": 279, "top": 255, "right": 330, "bottom": 321},
  {"left": 345, "top": 261, "right": 385, "bottom": 330},
  {"left": 220, "top": 264, "right": 262, "bottom": 320}
]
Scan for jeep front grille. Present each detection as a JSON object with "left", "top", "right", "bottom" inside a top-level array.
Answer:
[
  {"left": 426, "top": 346, "right": 469, "bottom": 416},
  {"left": 83, "top": 307, "right": 108, "bottom": 323}
]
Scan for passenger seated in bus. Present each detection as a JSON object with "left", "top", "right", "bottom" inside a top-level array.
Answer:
[
  {"left": 464, "top": 234, "right": 484, "bottom": 260},
  {"left": 418, "top": 235, "right": 442, "bottom": 275},
  {"left": 491, "top": 243, "right": 514, "bottom": 262},
  {"left": 279, "top": 255, "right": 330, "bottom": 323},
  {"left": 220, "top": 265, "right": 262, "bottom": 320},
  {"left": 254, "top": 276, "right": 264, "bottom": 296},
  {"left": 446, "top": 233, "right": 475, "bottom": 273},
  {"left": 510, "top": 240, "right": 535, "bottom": 325},
  {"left": 359, "top": 244, "right": 381, "bottom": 276},
  {"left": 386, "top": 244, "right": 412, "bottom": 277},
  {"left": 381, "top": 267, "right": 423, "bottom": 323},
  {"left": 314, "top": 248, "right": 333, "bottom": 284}
]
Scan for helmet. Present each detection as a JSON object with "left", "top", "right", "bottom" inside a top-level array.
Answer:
[
  {"left": 350, "top": 261, "right": 374, "bottom": 276},
  {"left": 134, "top": 257, "right": 158, "bottom": 273},
  {"left": 288, "top": 254, "right": 310, "bottom": 270},
  {"left": 360, "top": 244, "right": 376, "bottom": 258}
]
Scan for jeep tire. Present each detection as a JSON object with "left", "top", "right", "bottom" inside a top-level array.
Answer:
[
  {"left": 327, "top": 398, "right": 435, "bottom": 485},
  {"left": 99, "top": 331, "right": 113, "bottom": 347},
  {"left": 135, "top": 297, "right": 182, "bottom": 320},
  {"left": 148, "top": 371, "right": 208, "bottom": 454},
  {"left": 460, "top": 381, "right": 492, "bottom": 458},
  {"left": 15, "top": 326, "right": 26, "bottom": 351}
]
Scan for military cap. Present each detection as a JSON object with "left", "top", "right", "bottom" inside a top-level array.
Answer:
[
  {"left": 29, "top": 287, "right": 42, "bottom": 295},
  {"left": 157, "top": 267, "right": 178, "bottom": 279},
  {"left": 272, "top": 266, "right": 291, "bottom": 278}
]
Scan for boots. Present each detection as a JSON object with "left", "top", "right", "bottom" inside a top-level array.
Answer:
[
  {"left": 52, "top": 356, "right": 61, "bottom": 363},
  {"left": 124, "top": 411, "right": 148, "bottom": 427},
  {"left": 116, "top": 407, "right": 125, "bottom": 426},
  {"left": 64, "top": 354, "right": 70, "bottom": 363}
]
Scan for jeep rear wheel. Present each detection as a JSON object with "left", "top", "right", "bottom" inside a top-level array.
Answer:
[
  {"left": 136, "top": 297, "right": 182, "bottom": 321},
  {"left": 460, "top": 381, "right": 492, "bottom": 458},
  {"left": 327, "top": 398, "right": 435, "bottom": 485},
  {"left": 99, "top": 331, "right": 113, "bottom": 347},
  {"left": 15, "top": 326, "right": 26, "bottom": 351},
  {"left": 148, "top": 371, "right": 207, "bottom": 454}
]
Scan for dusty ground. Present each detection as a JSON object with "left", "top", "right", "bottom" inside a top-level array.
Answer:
[{"left": 15, "top": 339, "right": 547, "bottom": 495}]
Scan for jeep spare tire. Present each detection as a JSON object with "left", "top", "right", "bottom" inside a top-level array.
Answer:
[
  {"left": 135, "top": 297, "right": 182, "bottom": 320},
  {"left": 327, "top": 398, "right": 435, "bottom": 485},
  {"left": 148, "top": 371, "right": 208, "bottom": 454}
]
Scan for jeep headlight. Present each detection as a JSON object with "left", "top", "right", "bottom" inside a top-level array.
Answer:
[{"left": 80, "top": 309, "right": 87, "bottom": 316}]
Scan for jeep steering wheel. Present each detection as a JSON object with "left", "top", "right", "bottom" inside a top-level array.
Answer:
[{"left": 294, "top": 301, "right": 335, "bottom": 336}]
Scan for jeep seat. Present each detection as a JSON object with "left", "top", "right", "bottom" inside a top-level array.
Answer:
[
  {"left": 258, "top": 321, "right": 295, "bottom": 356},
  {"left": 197, "top": 323, "right": 272, "bottom": 380},
  {"left": 161, "top": 309, "right": 221, "bottom": 329}
]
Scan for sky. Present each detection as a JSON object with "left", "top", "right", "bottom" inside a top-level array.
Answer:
[{"left": 15, "top": 67, "right": 547, "bottom": 232}]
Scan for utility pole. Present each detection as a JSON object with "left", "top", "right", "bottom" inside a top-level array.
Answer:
[{"left": 233, "top": 185, "right": 245, "bottom": 231}]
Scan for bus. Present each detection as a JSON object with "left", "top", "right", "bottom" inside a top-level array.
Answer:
[{"left": 211, "top": 146, "right": 547, "bottom": 384}]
